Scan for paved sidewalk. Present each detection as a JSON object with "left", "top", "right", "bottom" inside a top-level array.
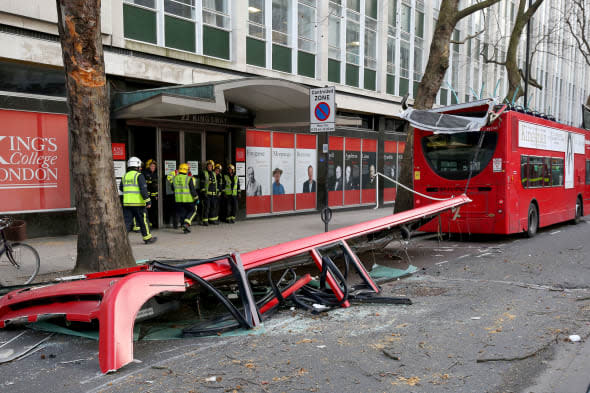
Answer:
[{"left": 26, "top": 207, "right": 393, "bottom": 276}]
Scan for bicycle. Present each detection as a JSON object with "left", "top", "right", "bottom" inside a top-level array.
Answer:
[{"left": 0, "top": 217, "right": 40, "bottom": 287}]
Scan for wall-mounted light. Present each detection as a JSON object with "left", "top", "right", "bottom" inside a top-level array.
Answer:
[{"left": 248, "top": 6, "right": 261, "bottom": 13}]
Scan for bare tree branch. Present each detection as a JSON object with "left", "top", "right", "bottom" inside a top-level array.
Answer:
[
  {"left": 450, "top": 29, "right": 485, "bottom": 45},
  {"left": 455, "top": 0, "right": 502, "bottom": 22}
]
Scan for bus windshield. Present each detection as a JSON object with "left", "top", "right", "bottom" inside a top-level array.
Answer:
[{"left": 421, "top": 131, "right": 498, "bottom": 180}]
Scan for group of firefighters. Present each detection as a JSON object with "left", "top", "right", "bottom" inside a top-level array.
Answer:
[{"left": 119, "top": 157, "right": 240, "bottom": 244}]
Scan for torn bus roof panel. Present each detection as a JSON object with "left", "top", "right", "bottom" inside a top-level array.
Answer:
[
  {"left": 397, "top": 99, "right": 497, "bottom": 133},
  {"left": 0, "top": 195, "right": 471, "bottom": 374}
]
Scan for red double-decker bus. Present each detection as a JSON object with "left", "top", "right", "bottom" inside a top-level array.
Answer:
[{"left": 412, "top": 101, "right": 590, "bottom": 236}]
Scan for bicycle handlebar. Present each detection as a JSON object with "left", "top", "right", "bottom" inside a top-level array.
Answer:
[{"left": 0, "top": 217, "right": 12, "bottom": 231}]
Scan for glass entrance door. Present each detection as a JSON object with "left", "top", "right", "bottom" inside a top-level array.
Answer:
[
  {"left": 160, "top": 131, "right": 180, "bottom": 227},
  {"left": 185, "top": 132, "right": 202, "bottom": 178}
]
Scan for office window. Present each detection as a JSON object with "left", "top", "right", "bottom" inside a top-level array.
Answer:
[
  {"left": 272, "top": 0, "right": 291, "bottom": 72},
  {"left": 346, "top": 9, "right": 360, "bottom": 66},
  {"left": 399, "top": 39, "right": 409, "bottom": 79},
  {"left": 328, "top": 0, "right": 342, "bottom": 83},
  {"left": 203, "top": 0, "right": 229, "bottom": 29},
  {"left": 298, "top": 1, "right": 316, "bottom": 53},
  {"left": 272, "top": 0, "right": 290, "bottom": 46},
  {"left": 248, "top": 0, "right": 265, "bottom": 38},
  {"left": 400, "top": 3, "right": 411, "bottom": 33},
  {"left": 388, "top": 0, "right": 397, "bottom": 32},
  {"left": 364, "top": 16, "right": 377, "bottom": 71},
  {"left": 164, "top": 0, "right": 196, "bottom": 52},
  {"left": 123, "top": 0, "right": 158, "bottom": 44},
  {"left": 202, "top": 0, "right": 230, "bottom": 59},
  {"left": 165, "top": 0, "right": 195, "bottom": 19},
  {"left": 298, "top": 1, "right": 316, "bottom": 78},
  {"left": 328, "top": 1, "right": 342, "bottom": 60},
  {"left": 365, "top": 0, "right": 377, "bottom": 19},
  {"left": 347, "top": 0, "right": 360, "bottom": 12},
  {"left": 386, "top": 36, "right": 395, "bottom": 94},
  {"left": 247, "top": 0, "right": 266, "bottom": 67}
]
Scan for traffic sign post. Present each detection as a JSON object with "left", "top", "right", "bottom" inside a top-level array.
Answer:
[{"left": 310, "top": 86, "right": 335, "bottom": 133}]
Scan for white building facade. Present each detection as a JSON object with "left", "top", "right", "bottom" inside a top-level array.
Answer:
[{"left": 0, "top": 0, "right": 589, "bottom": 234}]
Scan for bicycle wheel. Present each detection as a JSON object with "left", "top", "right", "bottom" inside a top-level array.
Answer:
[{"left": 0, "top": 243, "right": 40, "bottom": 286}]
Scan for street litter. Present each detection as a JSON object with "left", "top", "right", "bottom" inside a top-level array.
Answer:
[
  {"left": 470, "top": 317, "right": 481, "bottom": 320},
  {"left": 0, "top": 196, "right": 470, "bottom": 374},
  {"left": 568, "top": 335, "right": 581, "bottom": 342}
]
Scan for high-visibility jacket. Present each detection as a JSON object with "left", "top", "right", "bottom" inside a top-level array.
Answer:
[
  {"left": 173, "top": 174, "right": 197, "bottom": 203},
  {"left": 224, "top": 174, "right": 239, "bottom": 196},
  {"left": 201, "top": 170, "right": 217, "bottom": 196},
  {"left": 121, "top": 170, "right": 150, "bottom": 206}
]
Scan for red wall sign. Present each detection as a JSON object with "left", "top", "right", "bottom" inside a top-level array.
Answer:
[
  {"left": 235, "top": 147, "right": 245, "bottom": 162},
  {"left": 111, "top": 143, "right": 126, "bottom": 160},
  {"left": 0, "top": 109, "right": 71, "bottom": 213}
]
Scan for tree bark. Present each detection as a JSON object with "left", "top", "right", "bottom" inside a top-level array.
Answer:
[
  {"left": 56, "top": 0, "right": 136, "bottom": 272},
  {"left": 504, "top": 0, "right": 545, "bottom": 103},
  {"left": 395, "top": 0, "right": 500, "bottom": 213}
]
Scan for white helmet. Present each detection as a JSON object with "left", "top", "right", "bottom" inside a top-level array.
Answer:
[{"left": 127, "top": 157, "right": 141, "bottom": 168}]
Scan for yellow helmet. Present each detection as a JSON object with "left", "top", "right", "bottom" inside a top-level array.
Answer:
[
  {"left": 228, "top": 164, "right": 235, "bottom": 171},
  {"left": 215, "top": 163, "right": 222, "bottom": 171},
  {"left": 178, "top": 163, "right": 189, "bottom": 174},
  {"left": 146, "top": 159, "right": 156, "bottom": 167},
  {"left": 206, "top": 160, "right": 215, "bottom": 168}
]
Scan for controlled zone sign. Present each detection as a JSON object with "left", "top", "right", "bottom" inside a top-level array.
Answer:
[{"left": 310, "top": 86, "right": 335, "bottom": 132}]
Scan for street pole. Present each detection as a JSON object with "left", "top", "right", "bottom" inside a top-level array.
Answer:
[{"left": 524, "top": 0, "right": 532, "bottom": 109}]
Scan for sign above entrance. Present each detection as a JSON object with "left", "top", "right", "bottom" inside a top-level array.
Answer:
[{"left": 310, "top": 87, "right": 335, "bottom": 133}]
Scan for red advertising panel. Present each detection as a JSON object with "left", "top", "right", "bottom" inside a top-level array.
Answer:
[
  {"left": 361, "top": 139, "right": 377, "bottom": 204},
  {"left": 295, "top": 134, "right": 317, "bottom": 210},
  {"left": 111, "top": 143, "right": 126, "bottom": 160},
  {"left": 271, "top": 132, "right": 295, "bottom": 212},
  {"left": 246, "top": 130, "right": 271, "bottom": 215},
  {"left": 327, "top": 136, "right": 344, "bottom": 207},
  {"left": 383, "top": 141, "right": 397, "bottom": 203},
  {"left": 235, "top": 147, "right": 245, "bottom": 162},
  {"left": 344, "top": 137, "right": 361, "bottom": 205},
  {"left": 0, "top": 110, "right": 70, "bottom": 213}
]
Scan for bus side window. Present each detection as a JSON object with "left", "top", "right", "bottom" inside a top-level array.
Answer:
[
  {"left": 543, "top": 157, "right": 551, "bottom": 187},
  {"left": 530, "top": 157, "right": 544, "bottom": 188},
  {"left": 586, "top": 160, "right": 590, "bottom": 185},
  {"left": 521, "top": 155, "right": 529, "bottom": 188},
  {"left": 551, "top": 158, "right": 564, "bottom": 186}
]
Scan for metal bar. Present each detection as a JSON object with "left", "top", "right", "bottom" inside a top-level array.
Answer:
[
  {"left": 340, "top": 240, "right": 380, "bottom": 293},
  {"left": 309, "top": 248, "right": 350, "bottom": 308},
  {"left": 231, "top": 253, "right": 261, "bottom": 327},
  {"left": 258, "top": 274, "right": 312, "bottom": 314}
]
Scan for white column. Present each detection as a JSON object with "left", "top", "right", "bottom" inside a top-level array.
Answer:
[
  {"left": 265, "top": 0, "right": 272, "bottom": 69},
  {"left": 359, "top": 0, "right": 366, "bottom": 89},
  {"left": 318, "top": 0, "right": 330, "bottom": 82},
  {"left": 376, "top": 0, "right": 389, "bottom": 93},
  {"left": 290, "top": 0, "right": 298, "bottom": 74},
  {"left": 233, "top": 0, "right": 247, "bottom": 65}
]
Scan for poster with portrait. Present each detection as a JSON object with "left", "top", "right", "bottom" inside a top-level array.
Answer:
[
  {"left": 361, "top": 139, "right": 377, "bottom": 204},
  {"left": 246, "top": 130, "right": 271, "bottom": 215},
  {"left": 327, "top": 136, "right": 344, "bottom": 206},
  {"left": 295, "top": 134, "right": 317, "bottom": 210},
  {"left": 246, "top": 146, "right": 271, "bottom": 196},
  {"left": 344, "top": 138, "right": 361, "bottom": 205},
  {"left": 271, "top": 132, "right": 295, "bottom": 212},
  {"left": 383, "top": 141, "right": 399, "bottom": 203}
]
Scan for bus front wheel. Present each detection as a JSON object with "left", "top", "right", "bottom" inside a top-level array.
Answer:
[{"left": 526, "top": 203, "right": 538, "bottom": 238}]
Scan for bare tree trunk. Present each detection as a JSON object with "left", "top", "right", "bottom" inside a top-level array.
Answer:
[
  {"left": 395, "top": 0, "right": 500, "bottom": 213},
  {"left": 56, "top": 0, "right": 135, "bottom": 272},
  {"left": 504, "top": 0, "right": 545, "bottom": 103}
]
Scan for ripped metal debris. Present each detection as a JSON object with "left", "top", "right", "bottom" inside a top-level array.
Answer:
[{"left": 0, "top": 195, "right": 471, "bottom": 373}]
